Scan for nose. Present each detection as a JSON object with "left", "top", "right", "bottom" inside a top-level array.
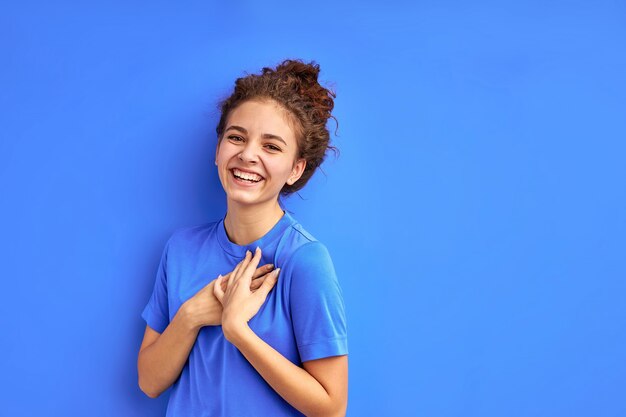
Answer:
[{"left": 238, "top": 141, "right": 259, "bottom": 164}]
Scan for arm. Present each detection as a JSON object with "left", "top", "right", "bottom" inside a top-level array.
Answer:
[
  {"left": 215, "top": 248, "right": 348, "bottom": 416},
  {"left": 224, "top": 323, "right": 348, "bottom": 417},
  {"left": 137, "top": 306, "right": 200, "bottom": 398},
  {"left": 138, "top": 266, "right": 275, "bottom": 398}
]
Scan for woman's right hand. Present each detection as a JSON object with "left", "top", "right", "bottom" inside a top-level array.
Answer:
[{"left": 182, "top": 263, "right": 275, "bottom": 329}]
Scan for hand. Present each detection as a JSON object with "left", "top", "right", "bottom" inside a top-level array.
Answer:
[
  {"left": 214, "top": 247, "right": 279, "bottom": 339},
  {"left": 182, "top": 261, "right": 275, "bottom": 330}
]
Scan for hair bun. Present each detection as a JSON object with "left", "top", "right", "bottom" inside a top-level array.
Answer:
[
  {"left": 273, "top": 60, "right": 320, "bottom": 85},
  {"left": 263, "top": 59, "right": 335, "bottom": 122}
]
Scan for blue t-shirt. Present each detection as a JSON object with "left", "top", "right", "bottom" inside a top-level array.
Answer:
[{"left": 141, "top": 211, "right": 348, "bottom": 416}]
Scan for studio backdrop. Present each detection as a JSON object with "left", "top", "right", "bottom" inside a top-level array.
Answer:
[{"left": 1, "top": 1, "right": 625, "bottom": 416}]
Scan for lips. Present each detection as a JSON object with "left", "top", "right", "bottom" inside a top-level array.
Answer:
[{"left": 231, "top": 168, "right": 264, "bottom": 183}]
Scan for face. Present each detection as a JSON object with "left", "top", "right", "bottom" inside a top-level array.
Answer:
[{"left": 215, "top": 99, "right": 306, "bottom": 208}]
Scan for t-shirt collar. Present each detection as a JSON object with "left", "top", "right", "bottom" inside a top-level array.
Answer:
[{"left": 217, "top": 210, "right": 295, "bottom": 257}]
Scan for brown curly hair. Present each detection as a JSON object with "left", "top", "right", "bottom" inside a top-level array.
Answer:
[{"left": 216, "top": 59, "right": 337, "bottom": 195}]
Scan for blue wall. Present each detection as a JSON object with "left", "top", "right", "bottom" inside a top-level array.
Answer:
[{"left": 1, "top": 1, "right": 625, "bottom": 416}]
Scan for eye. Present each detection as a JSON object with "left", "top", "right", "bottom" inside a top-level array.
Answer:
[
  {"left": 264, "top": 143, "right": 282, "bottom": 152},
  {"left": 227, "top": 135, "right": 244, "bottom": 143}
]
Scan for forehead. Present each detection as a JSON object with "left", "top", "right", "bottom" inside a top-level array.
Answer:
[{"left": 226, "top": 100, "right": 297, "bottom": 142}]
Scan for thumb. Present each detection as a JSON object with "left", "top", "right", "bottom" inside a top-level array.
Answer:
[
  {"left": 217, "top": 272, "right": 231, "bottom": 292},
  {"left": 213, "top": 274, "right": 225, "bottom": 303}
]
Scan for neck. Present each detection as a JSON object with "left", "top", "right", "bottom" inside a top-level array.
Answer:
[{"left": 224, "top": 199, "right": 285, "bottom": 246}]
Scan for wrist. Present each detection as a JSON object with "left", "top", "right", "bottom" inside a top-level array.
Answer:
[
  {"left": 178, "top": 301, "right": 201, "bottom": 332},
  {"left": 222, "top": 317, "right": 250, "bottom": 344}
]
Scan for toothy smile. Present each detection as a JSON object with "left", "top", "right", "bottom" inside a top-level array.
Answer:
[{"left": 231, "top": 168, "right": 264, "bottom": 183}]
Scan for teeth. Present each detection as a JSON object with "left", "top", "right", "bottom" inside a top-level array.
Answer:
[{"left": 233, "top": 168, "right": 262, "bottom": 182}]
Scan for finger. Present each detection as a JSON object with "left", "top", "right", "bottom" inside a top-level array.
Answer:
[
  {"left": 241, "top": 247, "right": 262, "bottom": 283},
  {"left": 228, "top": 253, "right": 249, "bottom": 289},
  {"left": 230, "top": 250, "right": 252, "bottom": 287},
  {"left": 252, "top": 263, "right": 274, "bottom": 280},
  {"left": 254, "top": 268, "right": 279, "bottom": 300},
  {"left": 227, "top": 263, "right": 240, "bottom": 290},
  {"left": 213, "top": 274, "right": 225, "bottom": 303},
  {"left": 250, "top": 275, "right": 267, "bottom": 291}
]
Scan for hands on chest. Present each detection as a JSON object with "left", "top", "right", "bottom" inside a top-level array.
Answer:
[{"left": 181, "top": 247, "right": 279, "bottom": 330}]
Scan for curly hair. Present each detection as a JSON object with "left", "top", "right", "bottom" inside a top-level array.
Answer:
[{"left": 216, "top": 59, "right": 337, "bottom": 195}]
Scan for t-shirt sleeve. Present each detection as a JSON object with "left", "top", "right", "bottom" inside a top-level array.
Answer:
[
  {"left": 141, "top": 238, "right": 172, "bottom": 334},
  {"left": 289, "top": 241, "right": 348, "bottom": 362}
]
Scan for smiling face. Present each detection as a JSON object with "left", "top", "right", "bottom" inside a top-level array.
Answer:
[{"left": 215, "top": 99, "right": 306, "bottom": 209}]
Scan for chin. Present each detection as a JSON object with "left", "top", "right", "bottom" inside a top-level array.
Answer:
[
  {"left": 229, "top": 187, "right": 287, "bottom": 208},
  {"left": 226, "top": 190, "right": 268, "bottom": 206}
]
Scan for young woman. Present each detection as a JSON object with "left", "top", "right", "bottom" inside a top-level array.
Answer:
[{"left": 137, "top": 60, "right": 348, "bottom": 416}]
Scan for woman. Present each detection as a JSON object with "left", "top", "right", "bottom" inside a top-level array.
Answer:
[{"left": 137, "top": 60, "right": 348, "bottom": 417}]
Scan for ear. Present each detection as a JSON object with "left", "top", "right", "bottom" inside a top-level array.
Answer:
[
  {"left": 215, "top": 139, "right": 220, "bottom": 166},
  {"left": 287, "top": 158, "right": 307, "bottom": 185}
]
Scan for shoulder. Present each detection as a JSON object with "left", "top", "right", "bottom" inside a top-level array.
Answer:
[
  {"left": 275, "top": 216, "right": 334, "bottom": 269},
  {"left": 278, "top": 226, "right": 336, "bottom": 283},
  {"left": 280, "top": 227, "right": 344, "bottom": 315},
  {"left": 289, "top": 240, "right": 333, "bottom": 269}
]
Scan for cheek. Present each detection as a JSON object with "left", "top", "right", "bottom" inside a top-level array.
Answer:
[
  {"left": 216, "top": 144, "right": 235, "bottom": 165},
  {"left": 266, "top": 160, "right": 294, "bottom": 180}
]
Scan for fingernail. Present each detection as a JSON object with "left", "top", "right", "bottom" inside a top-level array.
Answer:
[
  {"left": 266, "top": 264, "right": 274, "bottom": 269},
  {"left": 275, "top": 268, "right": 281, "bottom": 276},
  {"left": 256, "top": 246, "right": 261, "bottom": 253}
]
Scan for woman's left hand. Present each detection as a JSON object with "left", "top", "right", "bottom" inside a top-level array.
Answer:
[{"left": 213, "top": 247, "right": 279, "bottom": 340}]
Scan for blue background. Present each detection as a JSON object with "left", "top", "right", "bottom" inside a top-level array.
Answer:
[{"left": 1, "top": 1, "right": 625, "bottom": 416}]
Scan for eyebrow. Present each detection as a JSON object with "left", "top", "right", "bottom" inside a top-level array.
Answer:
[{"left": 225, "top": 125, "right": 288, "bottom": 146}]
